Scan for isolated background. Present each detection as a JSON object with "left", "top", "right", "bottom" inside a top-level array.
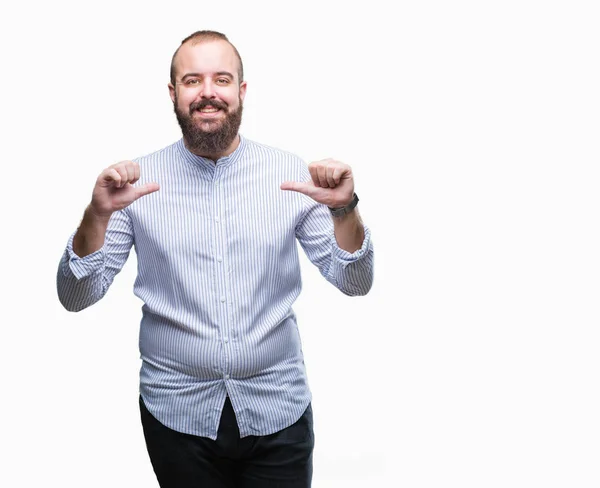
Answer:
[{"left": 1, "top": 0, "right": 599, "bottom": 486}]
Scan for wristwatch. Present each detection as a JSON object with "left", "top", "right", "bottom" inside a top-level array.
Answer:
[{"left": 328, "top": 193, "right": 359, "bottom": 217}]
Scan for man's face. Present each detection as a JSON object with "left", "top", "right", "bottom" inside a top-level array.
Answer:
[{"left": 169, "top": 40, "right": 247, "bottom": 157}]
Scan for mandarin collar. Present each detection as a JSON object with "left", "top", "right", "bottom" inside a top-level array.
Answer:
[{"left": 177, "top": 134, "right": 247, "bottom": 171}]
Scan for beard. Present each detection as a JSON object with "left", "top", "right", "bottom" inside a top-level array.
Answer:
[{"left": 174, "top": 96, "right": 243, "bottom": 157}]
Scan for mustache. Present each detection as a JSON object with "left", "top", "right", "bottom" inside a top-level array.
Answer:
[{"left": 189, "top": 99, "right": 228, "bottom": 114}]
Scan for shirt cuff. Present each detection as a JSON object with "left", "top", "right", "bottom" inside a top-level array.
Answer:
[
  {"left": 64, "top": 233, "right": 106, "bottom": 280},
  {"left": 332, "top": 225, "right": 372, "bottom": 265}
]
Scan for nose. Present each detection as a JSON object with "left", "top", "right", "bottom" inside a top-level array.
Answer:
[{"left": 200, "top": 79, "right": 216, "bottom": 99}]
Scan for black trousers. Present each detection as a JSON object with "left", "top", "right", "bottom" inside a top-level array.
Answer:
[{"left": 140, "top": 396, "right": 314, "bottom": 488}]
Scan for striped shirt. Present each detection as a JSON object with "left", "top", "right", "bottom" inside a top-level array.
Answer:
[{"left": 57, "top": 135, "right": 374, "bottom": 439}]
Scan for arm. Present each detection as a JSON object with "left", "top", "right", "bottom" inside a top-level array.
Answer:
[
  {"left": 331, "top": 204, "right": 364, "bottom": 253},
  {"left": 281, "top": 159, "right": 374, "bottom": 296},
  {"left": 73, "top": 207, "right": 112, "bottom": 257},
  {"left": 57, "top": 209, "right": 134, "bottom": 311},
  {"left": 57, "top": 160, "right": 159, "bottom": 311}
]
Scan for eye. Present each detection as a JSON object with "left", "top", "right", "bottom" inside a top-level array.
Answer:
[
  {"left": 185, "top": 78, "right": 201, "bottom": 85},
  {"left": 216, "top": 78, "right": 230, "bottom": 85}
]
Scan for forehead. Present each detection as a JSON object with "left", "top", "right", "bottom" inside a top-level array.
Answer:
[{"left": 174, "top": 40, "right": 240, "bottom": 80}]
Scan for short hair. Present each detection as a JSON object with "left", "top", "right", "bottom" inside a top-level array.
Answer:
[{"left": 170, "top": 30, "right": 244, "bottom": 85}]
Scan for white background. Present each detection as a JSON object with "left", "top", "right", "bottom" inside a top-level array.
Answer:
[{"left": 1, "top": 0, "right": 599, "bottom": 486}]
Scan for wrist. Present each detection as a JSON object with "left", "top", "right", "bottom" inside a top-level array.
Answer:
[
  {"left": 329, "top": 193, "right": 359, "bottom": 218},
  {"left": 85, "top": 204, "right": 113, "bottom": 223}
]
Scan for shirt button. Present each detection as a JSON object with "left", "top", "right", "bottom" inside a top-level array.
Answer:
[
  {"left": 225, "top": 374, "right": 230, "bottom": 380},
  {"left": 217, "top": 256, "right": 223, "bottom": 262},
  {"left": 220, "top": 296, "right": 226, "bottom": 303},
  {"left": 215, "top": 216, "right": 220, "bottom": 223},
  {"left": 223, "top": 337, "right": 229, "bottom": 343}
]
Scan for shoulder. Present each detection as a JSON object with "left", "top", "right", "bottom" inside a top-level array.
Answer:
[
  {"left": 128, "top": 140, "right": 186, "bottom": 187},
  {"left": 242, "top": 137, "right": 306, "bottom": 167},
  {"left": 132, "top": 140, "right": 181, "bottom": 166}
]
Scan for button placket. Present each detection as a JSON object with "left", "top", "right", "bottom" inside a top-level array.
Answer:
[{"left": 213, "top": 168, "right": 232, "bottom": 380}]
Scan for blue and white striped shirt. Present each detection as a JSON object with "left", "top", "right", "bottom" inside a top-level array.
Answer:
[{"left": 57, "top": 135, "right": 374, "bottom": 439}]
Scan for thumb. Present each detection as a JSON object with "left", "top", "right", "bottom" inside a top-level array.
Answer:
[
  {"left": 280, "top": 181, "right": 314, "bottom": 196},
  {"left": 134, "top": 182, "right": 160, "bottom": 200}
]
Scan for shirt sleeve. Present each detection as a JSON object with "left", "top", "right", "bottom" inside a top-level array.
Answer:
[
  {"left": 56, "top": 209, "right": 135, "bottom": 312},
  {"left": 295, "top": 197, "right": 374, "bottom": 296}
]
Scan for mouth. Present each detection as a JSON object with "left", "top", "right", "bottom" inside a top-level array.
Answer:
[
  {"left": 196, "top": 107, "right": 223, "bottom": 118},
  {"left": 191, "top": 102, "right": 227, "bottom": 119}
]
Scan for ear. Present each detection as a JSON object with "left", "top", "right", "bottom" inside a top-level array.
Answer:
[
  {"left": 168, "top": 83, "right": 176, "bottom": 103},
  {"left": 239, "top": 80, "right": 248, "bottom": 102}
]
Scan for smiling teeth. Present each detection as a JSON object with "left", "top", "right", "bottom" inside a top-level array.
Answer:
[{"left": 200, "top": 108, "right": 219, "bottom": 113}]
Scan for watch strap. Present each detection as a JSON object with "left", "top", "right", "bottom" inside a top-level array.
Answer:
[{"left": 329, "top": 193, "right": 359, "bottom": 217}]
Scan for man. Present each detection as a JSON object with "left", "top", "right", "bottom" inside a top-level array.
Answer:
[{"left": 57, "top": 30, "right": 373, "bottom": 488}]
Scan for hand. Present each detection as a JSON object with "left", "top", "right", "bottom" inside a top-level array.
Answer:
[
  {"left": 280, "top": 159, "right": 354, "bottom": 208},
  {"left": 89, "top": 161, "right": 160, "bottom": 219}
]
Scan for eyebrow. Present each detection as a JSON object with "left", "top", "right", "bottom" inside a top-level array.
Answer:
[{"left": 181, "top": 71, "right": 235, "bottom": 80}]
